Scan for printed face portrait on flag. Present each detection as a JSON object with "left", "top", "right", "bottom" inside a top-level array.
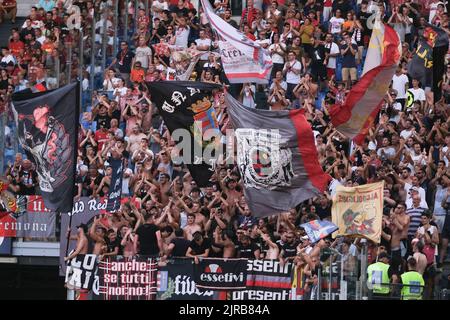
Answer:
[{"left": 11, "top": 83, "right": 79, "bottom": 213}]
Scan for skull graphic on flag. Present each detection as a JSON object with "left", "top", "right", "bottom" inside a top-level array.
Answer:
[{"left": 235, "top": 129, "right": 294, "bottom": 190}]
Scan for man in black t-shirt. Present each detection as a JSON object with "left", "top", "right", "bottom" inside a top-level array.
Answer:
[
  {"left": 236, "top": 235, "right": 260, "bottom": 259},
  {"left": 186, "top": 231, "right": 211, "bottom": 263},
  {"left": 315, "top": 195, "right": 332, "bottom": 220},
  {"left": 357, "top": 1, "right": 373, "bottom": 45},
  {"left": 135, "top": 214, "right": 163, "bottom": 256},
  {"left": 167, "top": 228, "right": 191, "bottom": 257},
  {"left": 109, "top": 41, "right": 135, "bottom": 85},
  {"left": 279, "top": 231, "right": 298, "bottom": 263}
]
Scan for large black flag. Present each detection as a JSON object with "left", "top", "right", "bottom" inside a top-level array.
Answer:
[
  {"left": 11, "top": 83, "right": 79, "bottom": 213},
  {"left": 408, "top": 23, "right": 449, "bottom": 102},
  {"left": 146, "top": 81, "right": 222, "bottom": 187}
]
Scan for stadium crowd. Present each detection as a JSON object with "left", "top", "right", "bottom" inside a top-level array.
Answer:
[{"left": 1, "top": 0, "right": 450, "bottom": 300}]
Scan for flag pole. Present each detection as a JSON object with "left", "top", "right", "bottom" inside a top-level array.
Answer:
[
  {"left": 65, "top": 212, "right": 73, "bottom": 259},
  {"left": 66, "top": 80, "right": 81, "bottom": 258}
]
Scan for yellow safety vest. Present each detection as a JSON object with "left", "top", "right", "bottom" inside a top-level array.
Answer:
[
  {"left": 367, "top": 262, "right": 390, "bottom": 294},
  {"left": 400, "top": 271, "right": 424, "bottom": 300}
]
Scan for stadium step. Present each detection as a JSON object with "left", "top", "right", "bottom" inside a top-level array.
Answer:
[{"left": 17, "top": 0, "right": 34, "bottom": 17}]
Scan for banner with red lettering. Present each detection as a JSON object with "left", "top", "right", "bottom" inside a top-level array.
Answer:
[
  {"left": 199, "top": 0, "right": 272, "bottom": 83},
  {"left": 93, "top": 256, "right": 158, "bottom": 300}
]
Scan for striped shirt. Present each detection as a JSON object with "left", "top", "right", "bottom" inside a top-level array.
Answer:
[{"left": 406, "top": 206, "right": 426, "bottom": 237}]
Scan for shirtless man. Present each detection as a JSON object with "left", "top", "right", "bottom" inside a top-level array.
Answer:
[
  {"left": 260, "top": 231, "right": 280, "bottom": 259},
  {"left": 88, "top": 216, "right": 108, "bottom": 255},
  {"left": 384, "top": 202, "right": 410, "bottom": 274},
  {"left": 183, "top": 213, "right": 202, "bottom": 241},
  {"left": 179, "top": 199, "right": 206, "bottom": 231},
  {"left": 412, "top": 239, "right": 428, "bottom": 275},
  {"left": 64, "top": 224, "right": 89, "bottom": 261},
  {"left": 156, "top": 173, "right": 171, "bottom": 206},
  {"left": 213, "top": 227, "right": 236, "bottom": 258}
]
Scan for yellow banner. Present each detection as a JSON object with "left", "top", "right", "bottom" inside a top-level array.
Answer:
[{"left": 331, "top": 181, "right": 384, "bottom": 243}]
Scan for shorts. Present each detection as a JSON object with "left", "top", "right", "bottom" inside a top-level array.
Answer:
[{"left": 341, "top": 67, "right": 357, "bottom": 81}]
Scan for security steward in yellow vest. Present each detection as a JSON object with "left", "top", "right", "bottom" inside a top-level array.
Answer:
[
  {"left": 400, "top": 257, "right": 424, "bottom": 300},
  {"left": 367, "top": 252, "right": 398, "bottom": 298}
]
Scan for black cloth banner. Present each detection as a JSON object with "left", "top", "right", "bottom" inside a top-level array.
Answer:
[
  {"left": 106, "top": 158, "right": 123, "bottom": 213},
  {"left": 230, "top": 259, "right": 294, "bottom": 300},
  {"left": 94, "top": 256, "right": 158, "bottom": 300},
  {"left": 194, "top": 258, "right": 248, "bottom": 290},
  {"left": 11, "top": 82, "right": 79, "bottom": 213},
  {"left": 65, "top": 254, "right": 98, "bottom": 291},
  {"left": 157, "top": 258, "right": 219, "bottom": 300},
  {"left": 408, "top": 23, "right": 449, "bottom": 101},
  {"left": 146, "top": 81, "right": 222, "bottom": 187}
]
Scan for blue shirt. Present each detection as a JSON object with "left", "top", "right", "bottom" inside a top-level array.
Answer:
[
  {"left": 39, "top": 0, "right": 56, "bottom": 12},
  {"left": 340, "top": 43, "right": 358, "bottom": 68}
]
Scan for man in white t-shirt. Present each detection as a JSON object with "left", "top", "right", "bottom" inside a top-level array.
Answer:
[
  {"left": 133, "top": 37, "right": 152, "bottom": 70},
  {"left": 377, "top": 137, "right": 396, "bottom": 160},
  {"left": 405, "top": 186, "right": 428, "bottom": 209},
  {"left": 283, "top": 51, "right": 302, "bottom": 101},
  {"left": 400, "top": 118, "right": 414, "bottom": 140},
  {"left": 324, "top": 33, "right": 340, "bottom": 78},
  {"left": 391, "top": 66, "right": 409, "bottom": 107},
  {"left": 329, "top": 10, "right": 345, "bottom": 37},
  {"left": 195, "top": 30, "right": 212, "bottom": 61},
  {"left": 268, "top": 37, "right": 286, "bottom": 68},
  {"left": 409, "top": 142, "right": 427, "bottom": 167},
  {"left": 175, "top": 16, "right": 190, "bottom": 49},
  {"left": 407, "top": 79, "right": 426, "bottom": 108}
]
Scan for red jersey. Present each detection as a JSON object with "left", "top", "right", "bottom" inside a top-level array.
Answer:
[{"left": 9, "top": 40, "right": 24, "bottom": 57}]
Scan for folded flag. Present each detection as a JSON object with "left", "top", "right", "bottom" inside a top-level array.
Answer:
[
  {"left": 11, "top": 83, "right": 79, "bottom": 213},
  {"left": 146, "top": 81, "right": 222, "bottom": 187},
  {"left": 226, "top": 93, "right": 331, "bottom": 217},
  {"left": 330, "top": 21, "right": 401, "bottom": 145},
  {"left": 199, "top": 0, "right": 272, "bottom": 84},
  {"left": 408, "top": 22, "right": 449, "bottom": 102},
  {"left": 300, "top": 220, "right": 338, "bottom": 244}
]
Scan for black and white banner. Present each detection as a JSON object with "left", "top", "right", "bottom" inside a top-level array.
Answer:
[
  {"left": 194, "top": 258, "right": 248, "bottom": 290},
  {"left": 231, "top": 259, "right": 294, "bottom": 300},
  {"left": 157, "top": 259, "right": 218, "bottom": 300},
  {"left": 65, "top": 254, "right": 98, "bottom": 291}
]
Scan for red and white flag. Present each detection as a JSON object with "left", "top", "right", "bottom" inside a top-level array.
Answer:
[
  {"left": 330, "top": 21, "right": 401, "bottom": 145},
  {"left": 199, "top": 0, "right": 272, "bottom": 84}
]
